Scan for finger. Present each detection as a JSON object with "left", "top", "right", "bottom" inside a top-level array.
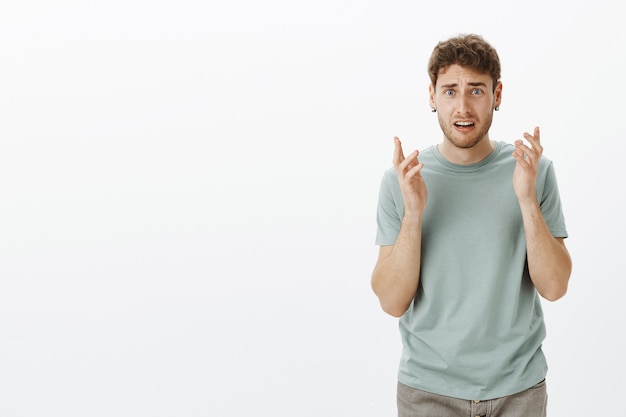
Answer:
[
  {"left": 405, "top": 162, "right": 424, "bottom": 179},
  {"left": 399, "top": 150, "right": 419, "bottom": 173},
  {"left": 512, "top": 150, "right": 531, "bottom": 168},
  {"left": 522, "top": 127, "right": 543, "bottom": 153},
  {"left": 393, "top": 136, "right": 405, "bottom": 167},
  {"left": 513, "top": 140, "right": 533, "bottom": 164},
  {"left": 515, "top": 140, "right": 533, "bottom": 158}
]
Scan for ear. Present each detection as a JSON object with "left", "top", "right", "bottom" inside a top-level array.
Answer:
[
  {"left": 429, "top": 84, "right": 436, "bottom": 109},
  {"left": 494, "top": 81, "right": 503, "bottom": 110}
]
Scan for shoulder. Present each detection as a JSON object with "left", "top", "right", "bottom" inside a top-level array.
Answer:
[{"left": 497, "top": 141, "right": 554, "bottom": 167}]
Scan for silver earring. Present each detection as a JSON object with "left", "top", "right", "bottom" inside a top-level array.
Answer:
[
  {"left": 431, "top": 108, "right": 437, "bottom": 112},
  {"left": 495, "top": 106, "right": 500, "bottom": 111}
]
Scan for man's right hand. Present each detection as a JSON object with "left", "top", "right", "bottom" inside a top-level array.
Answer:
[{"left": 393, "top": 136, "right": 428, "bottom": 217}]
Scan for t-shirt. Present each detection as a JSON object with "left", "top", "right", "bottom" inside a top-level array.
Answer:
[{"left": 375, "top": 141, "right": 568, "bottom": 400}]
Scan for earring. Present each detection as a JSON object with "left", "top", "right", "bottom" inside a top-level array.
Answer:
[
  {"left": 431, "top": 108, "right": 437, "bottom": 112},
  {"left": 494, "top": 106, "right": 500, "bottom": 111}
]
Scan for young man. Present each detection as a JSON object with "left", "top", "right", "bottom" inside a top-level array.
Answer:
[{"left": 371, "top": 34, "right": 572, "bottom": 416}]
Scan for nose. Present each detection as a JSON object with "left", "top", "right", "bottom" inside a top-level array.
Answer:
[{"left": 457, "top": 94, "right": 470, "bottom": 114}]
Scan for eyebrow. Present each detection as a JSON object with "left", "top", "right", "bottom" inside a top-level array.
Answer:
[{"left": 440, "top": 82, "right": 488, "bottom": 89}]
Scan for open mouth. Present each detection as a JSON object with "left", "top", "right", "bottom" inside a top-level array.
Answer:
[{"left": 454, "top": 121, "right": 474, "bottom": 127}]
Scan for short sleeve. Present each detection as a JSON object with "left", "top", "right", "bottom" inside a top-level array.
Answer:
[
  {"left": 538, "top": 161, "right": 568, "bottom": 238},
  {"left": 375, "top": 169, "right": 404, "bottom": 246}
]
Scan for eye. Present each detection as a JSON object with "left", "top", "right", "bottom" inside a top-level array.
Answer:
[
  {"left": 470, "top": 88, "right": 482, "bottom": 95},
  {"left": 444, "top": 89, "right": 454, "bottom": 96}
]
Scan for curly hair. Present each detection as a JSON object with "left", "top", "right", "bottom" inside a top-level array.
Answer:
[{"left": 427, "top": 34, "right": 501, "bottom": 91}]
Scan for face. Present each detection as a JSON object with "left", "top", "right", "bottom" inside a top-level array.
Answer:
[{"left": 429, "top": 64, "right": 502, "bottom": 149}]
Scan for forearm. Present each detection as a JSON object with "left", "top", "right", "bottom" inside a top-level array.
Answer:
[
  {"left": 520, "top": 201, "right": 572, "bottom": 301},
  {"left": 371, "top": 216, "right": 422, "bottom": 317}
]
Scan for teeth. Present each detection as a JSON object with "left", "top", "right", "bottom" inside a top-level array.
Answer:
[{"left": 455, "top": 122, "right": 474, "bottom": 126}]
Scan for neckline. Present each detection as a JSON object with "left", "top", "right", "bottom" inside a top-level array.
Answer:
[{"left": 432, "top": 141, "right": 503, "bottom": 172}]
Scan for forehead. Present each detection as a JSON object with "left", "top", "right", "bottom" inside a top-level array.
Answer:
[{"left": 436, "top": 64, "right": 492, "bottom": 88}]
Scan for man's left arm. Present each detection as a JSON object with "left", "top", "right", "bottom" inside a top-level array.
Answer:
[{"left": 513, "top": 127, "right": 572, "bottom": 301}]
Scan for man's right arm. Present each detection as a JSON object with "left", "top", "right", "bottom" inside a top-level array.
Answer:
[
  {"left": 371, "top": 137, "right": 427, "bottom": 317},
  {"left": 371, "top": 214, "right": 423, "bottom": 317}
]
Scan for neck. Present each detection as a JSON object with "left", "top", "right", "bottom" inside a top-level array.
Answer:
[{"left": 438, "top": 137, "right": 496, "bottom": 165}]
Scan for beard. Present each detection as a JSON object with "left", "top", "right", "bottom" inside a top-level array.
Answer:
[{"left": 437, "top": 111, "right": 494, "bottom": 149}]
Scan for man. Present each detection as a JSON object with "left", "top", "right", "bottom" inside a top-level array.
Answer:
[{"left": 371, "top": 34, "right": 572, "bottom": 417}]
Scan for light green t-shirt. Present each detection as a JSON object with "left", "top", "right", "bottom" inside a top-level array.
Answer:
[{"left": 375, "top": 141, "right": 568, "bottom": 400}]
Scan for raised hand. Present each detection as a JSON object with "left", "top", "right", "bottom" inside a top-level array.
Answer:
[
  {"left": 393, "top": 136, "right": 428, "bottom": 216},
  {"left": 512, "top": 126, "right": 543, "bottom": 205}
]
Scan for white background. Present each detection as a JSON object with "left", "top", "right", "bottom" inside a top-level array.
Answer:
[{"left": 1, "top": 1, "right": 624, "bottom": 416}]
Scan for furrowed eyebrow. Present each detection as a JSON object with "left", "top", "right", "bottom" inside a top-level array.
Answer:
[{"left": 439, "top": 82, "right": 488, "bottom": 89}]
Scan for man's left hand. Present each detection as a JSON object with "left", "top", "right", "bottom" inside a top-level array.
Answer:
[{"left": 513, "top": 126, "right": 543, "bottom": 204}]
